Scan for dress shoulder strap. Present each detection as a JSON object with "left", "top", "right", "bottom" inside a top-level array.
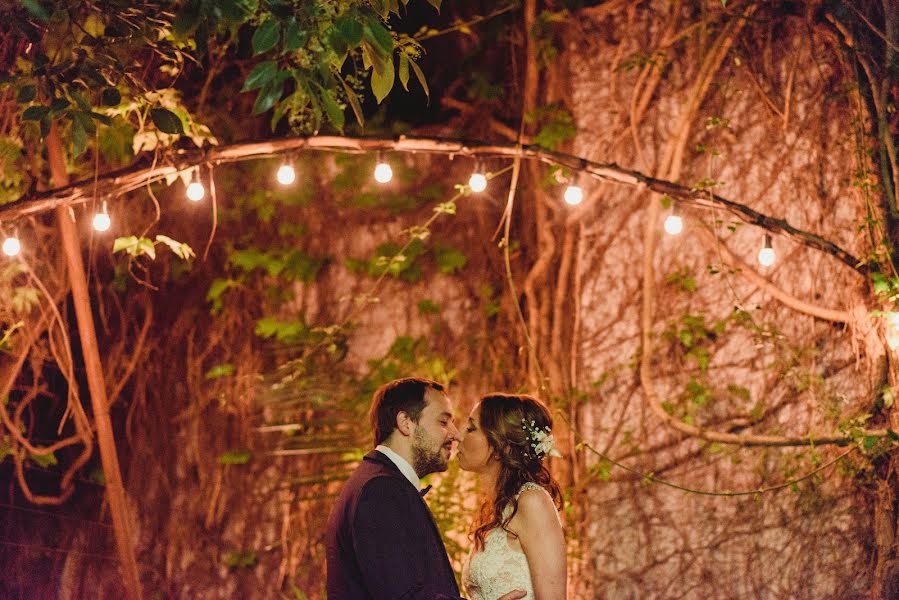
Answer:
[{"left": 515, "top": 481, "right": 545, "bottom": 499}]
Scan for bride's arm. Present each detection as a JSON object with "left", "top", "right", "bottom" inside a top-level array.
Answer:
[{"left": 515, "top": 489, "right": 567, "bottom": 599}]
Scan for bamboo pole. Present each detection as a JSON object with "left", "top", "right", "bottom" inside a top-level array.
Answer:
[{"left": 46, "top": 124, "right": 143, "bottom": 600}]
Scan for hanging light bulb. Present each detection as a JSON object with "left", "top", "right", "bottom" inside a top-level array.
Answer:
[
  {"left": 374, "top": 153, "right": 393, "bottom": 183},
  {"left": 564, "top": 184, "right": 583, "bottom": 206},
  {"left": 757, "top": 233, "right": 776, "bottom": 267},
  {"left": 92, "top": 200, "right": 111, "bottom": 232},
  {"left": 186, "top": 169, "right": 205, "bottom": 202},
  {"left": 468, "top": 162, "right": 487, "bottom": 193},
  {"left": 2, "top": 232, "right": 21, "bottom": 257},
  {"left": 276, "top": 160, "right": 296, "bottom": 186},
  {"left": 663, "top": 208, "right": 683, "bottom": 235}
]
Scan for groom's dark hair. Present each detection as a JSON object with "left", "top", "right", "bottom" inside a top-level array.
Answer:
[{"left": 370, "top": 377, "right": 445, "bottom": 446}]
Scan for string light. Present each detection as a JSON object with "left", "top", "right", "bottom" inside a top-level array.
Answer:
[
  {"left": 564, "top": 183, "right": 583, "bottom": 206},
  {"left": 886, "top": 312, "right": 899, "bottom": 350},
  {"left": 374, "top": 153, "right": 393, "bottom": 183},
  {"left": 276, "top": 160, "right": 296, "bottom": 186},
  {"left": 2, "top": 231, "right": 21, "bottom": 257},
  {"left": 468, "top": 162, "right": 487, "bottom": 193},
  {"left": 186, "top": 169, "right": 205, "bottom": 202},
  {"left": 92, "top": 201, "right": 111, "bottom": 232},
  {"left": 663, "top": 208, "right": 683, "bottom": 235},
  {"left": 758, "top": 233, "right": 776, "bottom": 267}
]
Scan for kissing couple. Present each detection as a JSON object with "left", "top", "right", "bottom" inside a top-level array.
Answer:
[{"left": 326, "top": 377, "right": 567, "bottom": 599}]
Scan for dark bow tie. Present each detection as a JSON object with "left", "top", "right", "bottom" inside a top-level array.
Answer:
[{"left": 419, "top": 484, "right": 432, "bottom": 497}]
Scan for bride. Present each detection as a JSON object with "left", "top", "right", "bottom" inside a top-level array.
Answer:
[{"left": 457, "top": 393, "right": 567, "bottom": 599}]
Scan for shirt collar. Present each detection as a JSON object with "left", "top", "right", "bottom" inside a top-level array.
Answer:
[{"left": 375, "top": 445, "right": 421, "bottom": 491}]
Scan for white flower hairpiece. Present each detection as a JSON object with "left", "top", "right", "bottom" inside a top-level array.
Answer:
[{"left": 522, "top": 419, "right": 562, "bottom": 460}]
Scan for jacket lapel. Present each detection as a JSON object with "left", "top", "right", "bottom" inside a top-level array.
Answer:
[{"left": 364, "top": 450, "right": 458, "bottom": 592}]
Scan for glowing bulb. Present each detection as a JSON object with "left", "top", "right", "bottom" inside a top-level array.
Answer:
[
  {"left": 758, "top": 234, "right": 776, "bottom": 267},
  {"left": 92, "top": 208, "right": 111, "bottom": 232},
  {"left": 374, "top": 161, "right": 393, "bottom": 183},
  {"left": 186, "top": 179, "right": 205, "bottom": 202},
  {"left": 276, "top": 162, "right": 296, "bottom": 185},
  {"left": 469, "top": 172, "right": 487, "bottom": 193},
  {"left": 2, "top": 235, "right": 20, "bottom": 257},
  {"left": 664, "top": 214, "right": 683, "bottom": 235},
  {"left": 564, "top": 185, "right": 583, "bottom": 205},
  {"left": 887, "top": 312, "right": 899, "bottom": 350}
]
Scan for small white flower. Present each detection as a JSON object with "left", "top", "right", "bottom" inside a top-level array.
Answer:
[{"left": 522, "top": 419, "right": 561, "bottom": 459}]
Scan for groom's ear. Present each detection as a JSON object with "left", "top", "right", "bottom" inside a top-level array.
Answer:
[{"left": 395, "top": 410, "right": 414, "bottom": 437}]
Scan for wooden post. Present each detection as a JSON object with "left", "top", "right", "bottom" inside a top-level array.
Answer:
[{"left": 46, "top": 125, "right": 143, "bottom": 600}]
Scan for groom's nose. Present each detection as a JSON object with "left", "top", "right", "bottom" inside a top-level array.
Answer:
[{"left": 447, "top": 421, "right": 459, "bottom": 440}]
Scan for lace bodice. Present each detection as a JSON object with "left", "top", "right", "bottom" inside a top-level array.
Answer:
[{"left": 462, "top": 482, "right": 547, "bottom": 600}]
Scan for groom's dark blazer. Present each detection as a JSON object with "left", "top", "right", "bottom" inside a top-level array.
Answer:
[{"left": 325, "top": 449, "right": 462, "bottom": 599}]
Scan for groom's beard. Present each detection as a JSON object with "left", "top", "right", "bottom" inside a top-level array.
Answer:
[{"left": 411, "top": 427, "right": 448, "bottom": 477}]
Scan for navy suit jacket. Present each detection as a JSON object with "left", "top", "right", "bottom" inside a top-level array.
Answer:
[{"left": 325, "top": 450, "right": 462, "bottom": 599}]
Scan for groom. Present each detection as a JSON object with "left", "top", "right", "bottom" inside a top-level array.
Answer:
[{"left": 325, "top": 377, "right": 525, "bottom": 599}]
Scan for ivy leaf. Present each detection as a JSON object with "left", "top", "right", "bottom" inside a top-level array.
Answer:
[
  {"left": 101, "top": 87, "right": 121, "bottom": 106},
  {"left": 370, "top": 55, "right": 394, "bottom": 104},
  {"left": 17, "top": 85, "right": 36, "bottom": 104},
  {"left": 113, "top": 235, "right": 156, "bottom": 259},
  {"left": 252, "top": 20, "right": 280, "bottom": 55},
  {"left": 205, "top": 363, "right": 235, "bottom": 379},
  {"left": 155, "top": 235, "right": 195, "bottom": 260},
  {"left": 22, "top": 105, "right": 49, "bottom": 121},
  {"left": 219, "top": 449, "right": 251, "bottom": 465},
  {"left": 242, "top": 60, "right": 278, "bottom": 92},
  {"left": 433, "top": 245, "right": 467, "bottom": 274},
  {"left": 149, "top": 108, "right": 184, "bottom": 134}
]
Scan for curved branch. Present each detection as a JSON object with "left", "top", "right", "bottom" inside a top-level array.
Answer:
[
  {"left": 694, "top": 225, "right": 853, "bottom": 323},
  {"left": 0, "top": 135, "right": 867, "bottom": 274}
]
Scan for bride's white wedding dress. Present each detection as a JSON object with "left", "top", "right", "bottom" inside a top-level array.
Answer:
[{"left": 462, "top": 482, "right": 551, "bottom": 600}]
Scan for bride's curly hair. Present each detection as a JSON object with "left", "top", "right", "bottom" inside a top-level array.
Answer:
[{"left": 471, "top": 393, "right": 563, "bottom": 550}]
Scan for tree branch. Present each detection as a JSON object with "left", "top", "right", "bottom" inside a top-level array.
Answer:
[{"left": 0, "top": 135, "right": 866, "bottom": 274}]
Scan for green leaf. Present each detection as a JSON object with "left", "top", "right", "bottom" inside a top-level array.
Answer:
[
  {"left": 17, "top": 85, "right": 36, "bottom": 104},
  {"left": 101, "top": 87, "right": 121, "bottom": 106},
  {"left": 408, "top": 58, "right": 429, "bottom": 99},
  {"left": 21, "top": 0, "right": 50, "bottom": 20},
  {"left": 253, "top": 78, "right": 284, "bottom": 114},
  {"left": 319, "top": 87, "right": 344, "bottom": 131},
  {"left": 242, "top": 60, "right": 278, "bottom": 92},
  {"left": 339, "top": 76, "right": 364, "bottom": 126},
  {"left": 219, "top": 449, "right": 252, "bottom": 465},
  {"left": 398, "top": 52, "right": 410, "bottom": 91},
  {"left": 371, "top": 55, "right": 395, "bottom": 104},
  {"left": 205, "top": 363, "right": 235, "bottom": 379},
  {"left": 433, "top": 245, "right": 466, "bottom": 274},
  {"left": 417, "top": 299, "right": 441, "bottom": 314},
  {"left": 149, "top": 108, "right": 184, "bottom": 135},
  {"left": 29, "top": 451, "right": 57, "bottom": 468},
  {"left": 283, "top": 20, "right": 308, "bottom": 52},
  {"left": 155, "top": 235, "right": 195, "bottom": 260},
  {"left": 252, "top": 20, "right": 280, "bottom": 55},
  {"left": 335, "top": 16, "right": 363, "bottom": 46},
  {"left": 113, "top": 236, "right": 156, "bottom": 259},
  {"left": 22, "top": 105, "right": 49, "bottom": 121},
  {"left": 364, "top": 18, "right": 394, "bottom": 55}
]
